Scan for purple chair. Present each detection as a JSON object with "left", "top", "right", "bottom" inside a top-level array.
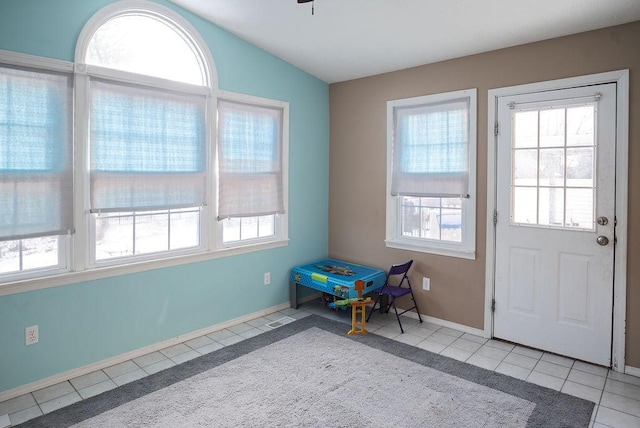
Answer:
[{"left": 366, "top": 260, "right": 423, "bottom": 333}]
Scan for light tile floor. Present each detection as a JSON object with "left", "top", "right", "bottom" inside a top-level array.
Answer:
[{"left": 1, "top": 300, "right": 639, "bottom": 427}]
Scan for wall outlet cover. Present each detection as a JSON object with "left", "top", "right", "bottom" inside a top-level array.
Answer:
[{"left": 26, "top": 325, "right": 39, "bottom": 345}]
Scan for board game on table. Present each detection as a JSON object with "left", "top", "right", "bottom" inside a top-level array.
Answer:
[{"left": 289, "top": 258, "right": 386, "bottom": 309}]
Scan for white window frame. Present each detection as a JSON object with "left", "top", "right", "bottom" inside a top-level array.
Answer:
[
  {"left": 385, "top": 89, "right": 477, "bottom": 260},
  {"left": 75, "top": 1, "right": 214, "bottom": 269},
  {"left": 215, "top": 90, "right": 290, "bottom": 250},
  {"left": 0, "top": 51, "right": 75, "bottom": 282},
  {"left": 0, "top": 1, "right": 289, "bottom": 294}
]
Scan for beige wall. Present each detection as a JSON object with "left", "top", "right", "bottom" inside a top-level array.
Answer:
[{"left": 328, "top": 21, "right": 640, "bottom": 367}]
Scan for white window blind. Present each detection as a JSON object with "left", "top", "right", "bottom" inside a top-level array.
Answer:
[
  {"left": 0, "top": 65, "right": 73, "bottom": 240},
  {"left": 89, "top": 79, "right": 207, "bottom": 213},
  {"left": 391, "top": 98, "right": 470, "bottom": 198},
  {"left": 217, "top": 99, "right": 284, "bottom": 220}
]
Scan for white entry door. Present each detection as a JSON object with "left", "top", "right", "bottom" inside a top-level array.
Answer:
[{"left": 493, "top": 83, "right": 617, "bottom": 366}]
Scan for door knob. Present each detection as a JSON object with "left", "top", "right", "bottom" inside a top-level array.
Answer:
[{"left": 596, "top": 236, "right": 609, "bottom": 246}]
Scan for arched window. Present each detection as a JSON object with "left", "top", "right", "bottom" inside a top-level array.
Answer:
[
  {"left": 84, "top": 10, "right": 209, "bottom": 86},
  {"left": 76, "top": 1, "right": 216, "bottom": 265}
]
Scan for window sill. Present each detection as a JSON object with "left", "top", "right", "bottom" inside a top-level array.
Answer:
[
  {"left": 385, "top": 239, "right": 476, "bottom": 260},
  {"left": 0, "top": 239, "right": 289, "bottom": 297}
]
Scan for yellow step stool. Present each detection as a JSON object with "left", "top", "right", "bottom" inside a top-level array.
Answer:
[{"left": 348, "top": 280, "right": 372, "bottom": 335}]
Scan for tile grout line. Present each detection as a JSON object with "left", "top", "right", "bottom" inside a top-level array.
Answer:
[
  {"left": 33, "top": 392, "right": 44, "bottom": 421},
  {"left": 597, "top": 369, "right": 640, "bottom": 420},
  {"left": 558, "top": 360, "right": 575, "bottom": 393},
  {"left": 4, "top": 308, "right": 640, "bottom": 427},
  {"left": 590, "top": 370, "right": 611, "bottom": 424}
]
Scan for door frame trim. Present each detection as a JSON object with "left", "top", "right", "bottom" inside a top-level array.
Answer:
[{"left": 484, "top": 70, "right": 629, "bottom": 371}]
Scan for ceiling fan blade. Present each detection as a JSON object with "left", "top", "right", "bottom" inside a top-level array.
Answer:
[{"left": 297, "top": 0, "right": 313, "bottom": 3}]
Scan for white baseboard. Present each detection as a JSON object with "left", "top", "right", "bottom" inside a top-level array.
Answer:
[
  {"left": 402, "top": 311, "right": 486, "bottom": 337},
  {"left": 625, "top": 365, "right": 640, "bottom": 378},
  {"left": 0, "top": 302, "right": 290, "bottom": 403}
]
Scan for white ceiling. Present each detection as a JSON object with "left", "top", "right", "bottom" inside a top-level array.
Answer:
[{"left": 170, "top": 0, "right": 640, "bottom": 84}]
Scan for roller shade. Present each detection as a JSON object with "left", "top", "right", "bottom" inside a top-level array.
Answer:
[{"left": 391, "top": 97, "right": 470, "bottom": 198}]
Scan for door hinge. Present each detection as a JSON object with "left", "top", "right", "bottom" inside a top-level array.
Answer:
[
  {"left": 493, "top": 209, "right": 498, "bottom": 226},
  {"left": 491, "top": 299, "right": 496, "bottom": 313},
  {"left": 494, "top": 122, "right": 499, "bottom": 136}
]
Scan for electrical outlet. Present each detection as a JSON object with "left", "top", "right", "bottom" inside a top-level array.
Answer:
[
  {"left": 264, "top": 272, "right": 271, "bottom": 285},
  {"left": 422, "top": 277, "right": 430, "bottom": 291},
  {"left": 25, "top": 325, "right": 39, "bottom": 345}
]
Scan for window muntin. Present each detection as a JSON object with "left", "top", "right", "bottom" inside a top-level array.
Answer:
[
  {"left": 511, "top": 104, "right": 596, "bottom": 230},
  {"left": 222, "top": 215, "right": 276, "bottom": 244},
  {"left": 86, "top": 13, "right": 206, "bottom": 86},
  {"left": 93, "top": 208, "right": 200, "bottom": 262},
  {"left": 0, "top": 236, "right": 67, "bottom": 277},
  {"left": 401, "top": 197, "right": 463, "bottom": 242},
  {"left": 386, "top": 89, "right": 476, "bottom": 258}
]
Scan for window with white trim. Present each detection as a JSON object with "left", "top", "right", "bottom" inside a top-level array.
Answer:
[
  {"left": 217, "top": 95, "right": 288, "bottom": 246},
  {"left": 386, "top": 89, "right": 477, "bottom": 259},
  {"left": 0, "top": 64, "right": 73, "bottom": 279},
  {"left": 80, "top": 8, "right": 211, "bottom": 265},
  {"left": 0, "top": 1, "right": 290, "bottom": 286}
]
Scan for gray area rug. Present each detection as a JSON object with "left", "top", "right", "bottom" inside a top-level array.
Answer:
[{"left": 16, "top": 315, "right": 594, "bottom": 427}]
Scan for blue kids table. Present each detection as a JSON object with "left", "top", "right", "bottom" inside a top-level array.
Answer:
[{"left": 290, "top": 258, "right": 386, "bottom": 309}]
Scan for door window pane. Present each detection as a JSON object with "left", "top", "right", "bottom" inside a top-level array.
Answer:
[
  {"left": 566, "top": 189, "right": 594, "bottom": 229},
  {"left": 567, "top": 106, "right": 594, "bottom": 146},
  {"left": 513, "top": 187, "right": 537, "bottom": 224},
  {"left": 566, "top": 148, "right": 594, "bottom": 188},
  {"left": 539, "top": 149, "right": 564, "bottom": 187},
  {"left": 540, "top": 108, "right": 565, "bottom": 147},
  {"left": 513, "top": 111, "right": 538, "bottom": 148},
  {"left": 538, "top": 187, "right": 564, "bottom": 226},
  {"left": 511, "top": 102, "right": 596, "bottom": 231},
  {"left": 513, "top": 149, "right": 538, "bottom": 186}
]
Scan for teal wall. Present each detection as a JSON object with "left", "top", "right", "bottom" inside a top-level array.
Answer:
[{"left": 0, "top": 0, "right": 329, "bottom": 393}]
